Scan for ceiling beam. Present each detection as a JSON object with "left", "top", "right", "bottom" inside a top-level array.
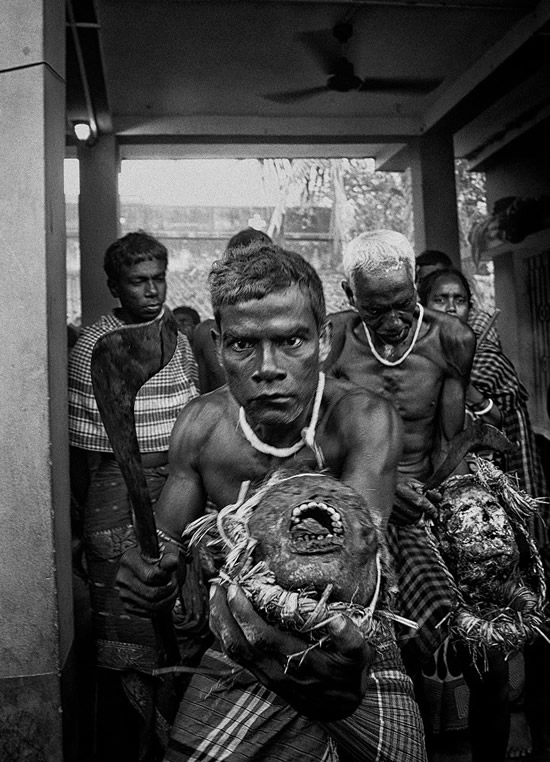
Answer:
[
  {"left": 463, "top": 101, "right": 550, "bottom": 169},
  {"left": 118, "top": 142, "right": 405, "bottom": 160},
  {"left": 114, "top": 115, "right": 420, "bottom": 140},
  {"left": 173, "top": 0, "right": 532, "bottom": 8},
  {"left": 422, "top": 0, "right": 550, "bottom": 132}
]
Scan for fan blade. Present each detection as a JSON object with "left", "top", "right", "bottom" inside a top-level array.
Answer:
[
  {"left": 296, "top": 29, "right": 341, "bottom": 76},
  {"left": 359, "top": 77, "right": 442, "bottom": 94},
  {"left": 263, "top": 85, "right": 328, "bottom": 104}
]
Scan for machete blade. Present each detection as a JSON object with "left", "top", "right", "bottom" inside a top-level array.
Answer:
[
  {"left": 424, "top": 421, "right": 519, "bottom": 492},
  {"left": 91, "top": 309, "right": 177, "bottom": 557}
]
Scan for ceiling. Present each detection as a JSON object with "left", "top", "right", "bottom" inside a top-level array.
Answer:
[{"left": 65, "top": 0, "right": 550, "bottom": 169}]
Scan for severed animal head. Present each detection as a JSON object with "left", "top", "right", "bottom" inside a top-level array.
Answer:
[
  {"left": 435, "top": 474, "right": 520, "bottom": 600},
  {"left": 248, "top": 472, "right": 381, "bottom": 605}
]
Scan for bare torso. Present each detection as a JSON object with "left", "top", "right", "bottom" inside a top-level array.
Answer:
[
  {"left": 326, "top": 310, "right": 475, "bottom": 481},
  {"left": 155, "top": 376, "right": 403, "bottom": 536}
]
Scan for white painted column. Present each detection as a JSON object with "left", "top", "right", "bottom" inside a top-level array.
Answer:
[
  {"left": 78, "top": 135, "right": 120, "bottom": 326},
  {"left": 408, "top": 127, "right": 461, "bottom": 266},
  {"left": 0, "top": 0, "right": 74, "bottom": 758}
]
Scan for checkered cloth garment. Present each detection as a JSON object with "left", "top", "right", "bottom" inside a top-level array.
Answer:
[
  {"left": 165, "top": 641, "right": 427, "bottom": 762},
  {"left": 68, "top": 312, "right": 199, "bottom": 453},
  {"left": 468, "top": 307, "right": 502, "bottom": 349},
  {"left": 469, "top": 334, "right": 544, "bottom": 490},
  {"left": 469, "top": 332, "right": 548, "bottom": 548},
  {"left": 387, "top": 524, "right": 457, "bottom": 668}
]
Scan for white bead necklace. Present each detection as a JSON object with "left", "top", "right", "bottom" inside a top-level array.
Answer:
[
  {"left": 238, "top": 372, "right": 325, "bottom": 460},
  {"left": 362, "top": 303, "right": 424, "bottom": 367}
]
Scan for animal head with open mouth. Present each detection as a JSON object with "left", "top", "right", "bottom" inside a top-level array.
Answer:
[
  {"left": 185, "top": 471, "right": 393, "bottom": 641},
  {"left": 247, "top": 472, "right": 380, "bottom": 605}
]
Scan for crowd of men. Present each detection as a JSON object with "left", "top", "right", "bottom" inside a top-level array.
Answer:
[{"left": 68, "top": 228, "right": 549, "bottom": 762}]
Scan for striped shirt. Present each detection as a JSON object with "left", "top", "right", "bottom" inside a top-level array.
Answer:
[{"left": 68, "top": 312, "right": 199, "bottom": 453}]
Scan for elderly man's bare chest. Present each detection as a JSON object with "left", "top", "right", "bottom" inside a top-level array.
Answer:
[{"left": 346, "top": 352, "right": 444, "bottom": 417}]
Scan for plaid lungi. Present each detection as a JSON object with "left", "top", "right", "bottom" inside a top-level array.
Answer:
[
  {"left": 165, "top": 641, "right": 426, "bottom": 762},
  {"left": 387, "top": 524, "right": 456, "bottom": 668},
  {"left": 325, "top": 639, "right": 427, "bottom": 761},
  {"left": 84, "top": 459, "right": 169, "bottom": 670}
]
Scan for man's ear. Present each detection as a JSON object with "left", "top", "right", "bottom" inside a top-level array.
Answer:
[
  {"left": 319, "top": 320, "right": 332, "bottom": 364},
  {"left": 342, "top": 279, "right": 355, "bottom": 309},
  {"left": 107, "top": 279, "right": 119, "bottom": 299}
]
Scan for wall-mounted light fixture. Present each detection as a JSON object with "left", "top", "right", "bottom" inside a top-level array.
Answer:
[{"left": 73, "top": 121, "right": 98, "bottom": 146}]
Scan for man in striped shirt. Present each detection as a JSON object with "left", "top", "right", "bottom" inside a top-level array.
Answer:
[{"left": 68, "top": 231, "right": 200, "bottom": 760}]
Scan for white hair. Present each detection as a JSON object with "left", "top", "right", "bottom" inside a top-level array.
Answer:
[{"left": 343, "top": 230, "right": 415, "bottom": 289}]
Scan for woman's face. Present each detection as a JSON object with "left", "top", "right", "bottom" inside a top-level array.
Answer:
[{"left": 426, "top": 274, "right": 470, "bottom": 323}]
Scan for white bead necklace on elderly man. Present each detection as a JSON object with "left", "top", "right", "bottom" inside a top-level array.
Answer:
[
  {"left": 363, "top": 303, "right": 424, "bottom": 367},
  {"left": 238, "top": 372, "right": 325, "bottom": 459}
]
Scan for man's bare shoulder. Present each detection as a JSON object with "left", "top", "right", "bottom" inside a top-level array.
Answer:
[
  {"left": 327, "top": 310, "right": 359, "bottom": 333},
  {"left": 325, "top": 310, "right": 360, "bottom": 365},
  {"left": 321, "top": 376, "right": 404, "bottom": 466},
  {"left": 323, "top": 375, "right": 397, "bottom": 420},
  {"left": 172, "top": 385, "right": 232, "bottom": 441},
  {"left": 423, "top": 307, "right": 476, "bottom": 377}
]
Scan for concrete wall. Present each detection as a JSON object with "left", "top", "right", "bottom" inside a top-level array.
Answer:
[{"left": 0, "top": 1, "right": 73, "bottom": 758}]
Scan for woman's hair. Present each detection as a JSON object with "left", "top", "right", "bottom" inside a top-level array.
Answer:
[
  {"left": 417, "top": 267, "right": 473, "bottom": 309},
  {"left": 209, "top": 241, "right": 326, "bottom": 329},
  {"left": 415, "top": 249, "right": 453, "bottom": 270},
  {"left": 343, "top": 230, "right": 415, "bottom": 290},
  {"left": 104, "top": 231, "right": 168, "bottom": 282}
]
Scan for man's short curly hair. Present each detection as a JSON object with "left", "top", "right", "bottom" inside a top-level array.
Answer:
[
  {"left": 209, "top": 241, "right": 326, "bottom": 329},
  {"left": 103, "top": 231, "right": 168, "bottom": 282}
]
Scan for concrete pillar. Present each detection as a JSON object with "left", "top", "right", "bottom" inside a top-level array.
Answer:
[
  {"left": 0, "top": 1, "right": 74, "bottom": 759},
  {"left": 78, "top": 135, "right": 120, "bottom": 326},
  {"left": 408, "top": 127, "right": 461, "bottom": 266}
]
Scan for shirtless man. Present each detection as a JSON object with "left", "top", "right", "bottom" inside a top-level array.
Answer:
[
  {"left": 117, "top": 241, "right": 427, "bottom": 761},
  {"left": 327, "top": 231, "right": 474, "bottom": 497},
  {"left": 325, "top": 230, "right": 509, "bottom": 762}
]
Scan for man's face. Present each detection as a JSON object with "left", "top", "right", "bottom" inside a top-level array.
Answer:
[
  {"left": 345, "top": 264, "right": 417, "bottom": 345},
  {"left": 217, "top": 285, "right": 329, "bottom": 428},
  {"left": 108, "top": 259, "right": 167, "bottom": 324}
]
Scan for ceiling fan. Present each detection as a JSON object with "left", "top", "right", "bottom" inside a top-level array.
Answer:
[{"left": 264, "top": 20, "right": 442, "bottom": 104}]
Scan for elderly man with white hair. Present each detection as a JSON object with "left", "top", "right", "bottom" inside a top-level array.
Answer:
[
  {"left": 325, "top": 229, "right": 476, "bottom": 661},
  {"left": 325, "top": 230, "right": 517, "bottom": 762}
]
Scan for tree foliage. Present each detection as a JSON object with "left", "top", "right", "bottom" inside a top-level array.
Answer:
[{"left": 263, "top": 156, "right": 486, "bottom": 259}]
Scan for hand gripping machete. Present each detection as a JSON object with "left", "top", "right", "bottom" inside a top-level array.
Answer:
[
  {"left": 91, "top": 308, "right": 180, "bottom": 666},
  {"left": 423, "top": 420, "right": 519, "bottom": 492}
]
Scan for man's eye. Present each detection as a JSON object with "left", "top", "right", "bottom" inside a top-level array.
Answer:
[
  {"left": 456, "top": 297, "right": 466, "bottom": 304},
  {"left": 230, "top": 340, "right": 251, "bottom": 352},
  {"left": 283, "top": 337, "right": 303, "bottom": 348}
]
